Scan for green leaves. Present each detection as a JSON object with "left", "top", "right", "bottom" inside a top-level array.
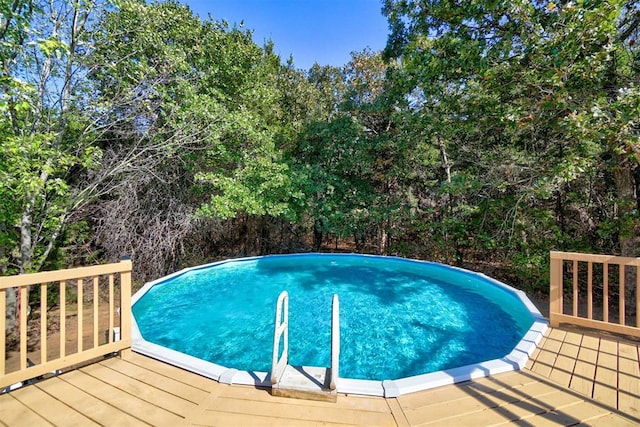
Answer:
[
  {"left": 382, "top": 0, "right": 640, "bottom": 270},
  {"left": 197, "top": 149, "right": 304, "bottom": 221},
  {"left": 37, "top": 36, "right": 69, "bottom": 59}
]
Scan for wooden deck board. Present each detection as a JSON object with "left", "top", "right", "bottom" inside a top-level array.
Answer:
[
  {"left": 60, "top": 368, "right": 186, "bottom": 425},
  {"left": 221, "top": 383, "right": 391, "bottom": 413},
  {"left": 9, "top": 382, "right": 98, "bottom": 426},
  {"left": 1, "top": 327, "right": 639, "bottom": 426},
  {"left": 582, "top": 412, "right": 640, "bottom": 426},
  {"left": 599, "top": 337, "right": 619, "bottom": 355},
  {"left": 593, "top": 338, "right": 618, "bottom": 407},
  {"left": 527, "top": 348, "right": 556, "bottom": 377},
  {"left": 563, "top": 331, "right": 584, "bottom": 346},
  {"left": 529, "top": 329, "right": 640, "bottom": 424},
  {"left": 35, "top": 376, "right": 148, "bottom": 426},
  {"left": 542, "top": 331, "right": 565, "bottom": 352},
  {"left": 522, "top": 401, "right": 609, "bottom": 427},
  {"left": 0, "top": 393, "right": 52, "bottom": 426},
  {"left": 581, "top": 334, "right": 600, "bottom": 350},
  {"left": 547, "top": 327, "right": 567, "bottom": 341},
  {"left": 549, "top": 340, "right": 579, "bottom": 386},
  {"left": 81, "top": 361, "right": 199, "bottom": 417},
  {"left": 386, "top": 398, "right": 411, "bottom": 427},
  {"left": 189, "top": 410, "right": 358, "bottom": 427},
  {"left": 618, "top": 343, "right": 639, "bottom": 418},
  {"left": 400, "top": 393, "right": 503, "bottom": 424},
  {"left": 99, "top": 357, "right": 209, "bottom": 404},
  {"left": 206, "top": 395, "right": 396, "bottom": 426},
  {"left": 570, "top": 345, "right": 597, "bottom": 396},
  {"left": 397, "top": 376, "right": 590, "bottom": 426},
  {"left": 125, "top": 352, "right": 215, "bottom": 392},
  {"left": 592, "top": 366, "right": 618, "bottom": 408},
  {"left": 396, "top": 383, "right": 479, "bottom": 410},
  {"left": 548, "top": 355, "right": 576, "bottom": 386}
]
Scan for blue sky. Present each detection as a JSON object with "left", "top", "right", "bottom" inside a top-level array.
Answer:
[{"left": 181, "top": 0, "right": 389, "bottom": 70}]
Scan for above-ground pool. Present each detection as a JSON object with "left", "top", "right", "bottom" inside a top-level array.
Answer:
[{"left": 131, "top": 254, "right": 547, "bottom": 397}]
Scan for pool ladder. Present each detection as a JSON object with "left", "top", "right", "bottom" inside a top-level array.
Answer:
[{"left": 270, "top": 291, "right": 340, "bottom": 401}]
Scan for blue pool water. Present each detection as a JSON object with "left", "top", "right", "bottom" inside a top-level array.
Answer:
[{"left": 132, "top": 254, "right": 534, "bottom": 381}]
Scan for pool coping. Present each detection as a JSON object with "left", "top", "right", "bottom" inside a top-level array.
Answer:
[{"left": 130, "top": 253, "right": 549, "bottom": 398}]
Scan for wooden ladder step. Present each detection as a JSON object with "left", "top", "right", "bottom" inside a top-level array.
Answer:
[{"left": 271, "top": 365, "right": 337, "bottom": 402}]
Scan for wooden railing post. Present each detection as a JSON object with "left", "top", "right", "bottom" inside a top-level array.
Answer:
[
  {"left": 0, "top": 288, "right": 5, "bottom": 376},
  {"left": 549, "top": 252, "right": 563, "bottom": 328},
  {"left": 119, "top": 257, "right": 133, "bottom": 359},
  {"left": 637, "top": 261, "right": 640, "bottom": 328}
]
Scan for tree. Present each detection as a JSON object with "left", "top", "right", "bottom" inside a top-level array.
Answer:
[
  {"left": 383, "top": 0, "right": 639, "bottom": 281},
  {"left": 87, "top": 1, "right": 311, "bottom": 271},
  {"left": 1, "top": 0, "right": 110, "bottom": 338}
]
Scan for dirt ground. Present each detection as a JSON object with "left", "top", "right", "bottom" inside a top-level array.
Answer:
[{"left": 5, "top": 302, "right": 121, "bottom": 375}]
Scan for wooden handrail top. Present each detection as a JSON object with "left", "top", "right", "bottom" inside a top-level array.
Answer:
[
  {"left": 550, "top": 251, "right": 640, "bottom": 265},
  {"left": 0, "top": 260, "right": 132, "bottom": 289}
]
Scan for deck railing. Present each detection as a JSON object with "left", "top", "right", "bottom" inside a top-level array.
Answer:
[
  {"left": 0, "top": 260, "right": 132, "bottom": 390},
  {"left": 550, "top": 251, "right": 640, "bottom": 338}
]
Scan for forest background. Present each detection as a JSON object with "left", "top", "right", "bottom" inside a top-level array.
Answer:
[{"left": 1, "top": 0, "right": 638, "bottom": 329}]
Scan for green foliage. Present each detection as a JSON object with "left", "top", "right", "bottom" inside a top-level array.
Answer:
[{"left": 382, "top": 0, "right": 639, "bottom": 288}]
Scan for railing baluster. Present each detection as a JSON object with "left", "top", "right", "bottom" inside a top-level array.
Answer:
[
  {"left": 60, "top": 281, "right": 66, "bottom": 358},
  {"left": 0, "top": 288, "right": 5, "bottom": 375},
  {"left": 41, "top": 283, "right": 47, "bottom": 364},
  {"left": 108, "top": 274, "right": 114, "bottom": 343},
  {"left": 587, "top": 262, "right": 593, "bottom": 320},
  {"left": 637, "top": 263, "right": 640, "bottom": 328},
  {"left": 78, "top": 279, "right": 83, "bottom": 353},
  {"left": 93, "top": 277, "right": 99, "bottom": 348},
  {"left": 603, "top": 263, "right": 609, "bottom": 322},
  {"left": 19, "top": 287, "right": 27, "bottom": 370},
  {"left": 572, "top": 260, "right": 578, "bottom": 317},
  {"left": 619, "top": 265, "right": 625, "bottom": 326}
]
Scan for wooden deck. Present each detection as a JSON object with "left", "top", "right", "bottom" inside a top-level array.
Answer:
[
  {"left": 1, "top": 327, "right": 638, "bottom": 426},
  {"left": 527, "top": 327, "right": 640, "bottom": 419}
]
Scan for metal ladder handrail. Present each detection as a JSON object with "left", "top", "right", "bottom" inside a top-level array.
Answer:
[
  {"left": 330, "top": 294, "right": 340, "bottom": 390},
  {"left": 270, "top": 291, "right": 289, "bottom": 385},
  {"left": 270, "top": 291, "right": 340, "bottom": 391}
]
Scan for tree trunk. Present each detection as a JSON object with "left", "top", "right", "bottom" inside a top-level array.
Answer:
[
  {"left": 0, "top": 222, "right": 6, "bottom": 274},
  {"left": 614, "top": 160, "right": 640, "bottom": 257},
  {"left": 613, "top": 159, "right": 640, "bottom": 317},
  {"left": 3, "top": 220, "right": 18, "bottom": 343},
  {"left": 5, "top": 287, "right": 18, "bottom": 346},
  {"left": 313, "top": 219, "right": 323, "bottom": 251},
  {"left": 20, "top": 206, "right": 33, "bottom": 274},
  {"left": 380, "top": 226, "right": 388, "bottom": 255}
]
